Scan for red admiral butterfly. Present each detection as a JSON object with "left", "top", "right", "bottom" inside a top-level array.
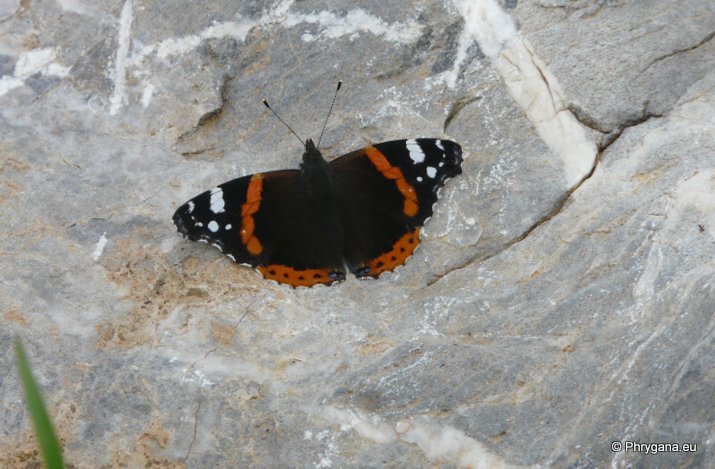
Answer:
[{"left": 173, "top": 86, "right": 462, "bottom": 287}]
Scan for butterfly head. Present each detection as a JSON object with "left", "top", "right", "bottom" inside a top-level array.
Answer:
[{"left": 302, "top": 138, "right": 325, "bottom": 165}]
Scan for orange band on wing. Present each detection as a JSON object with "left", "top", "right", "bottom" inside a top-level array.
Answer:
[
  {"left": 258, "top": 265, "right": 342, "bottom": 287},
  {"left": 365, "top": 146, "right": 419, "bottom": 217},
  {"left": 364, "top": 228, "right": 421, "bottom": 277},
  {"left": 240, "top": 174, "right": 264, "bottom": 255}
]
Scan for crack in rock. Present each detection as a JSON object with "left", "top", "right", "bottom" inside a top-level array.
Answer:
[
  {"left": 176, "top": 74, "right": 232, "bottom": 155},
  {"left": 180, "top": 146, "right": 219, "bottom": 158},
  {"left": 443, "top": 95, "right": 482, "bottom": 132},
  {"left": 637, "top": 29, "right": 715, "bottom": 78},
  {"left": 183, "top": 394, "right": 202, "bottom": 463},
  {"left": 566, "top": 102, "right": 610, "bottom": 134},
  {"left": 427, "top": 106, "right": 665, "bottom": 287},
  {"left": 534, "top": 0, "right": 619, "bottom": 18},
  {"left": 568, "top": 102, "right": 664, "bottom": 150},
  {"left": 597, "top": 111, "right": 664, "bottom": 151},
  {"left": 197, "top": 74, "right": 231, "bottom": 129},
  {"left": 426, "top": 187, "right": 573, "bottom": 287}
]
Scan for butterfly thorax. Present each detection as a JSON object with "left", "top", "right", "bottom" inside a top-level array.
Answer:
[
  {"left": 298, "top": 138, "right": 344, "bottom": 262},
  {"left": 300, "top": 139, "right": 335, "bottom": 200}
]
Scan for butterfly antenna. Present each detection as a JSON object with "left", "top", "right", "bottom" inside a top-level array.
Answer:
[
  {"left": 317, "top": 81, "right": 342, "bottom": 148},
  {"left": 262, "top": 99, "right": 305, "bottom": 146}
]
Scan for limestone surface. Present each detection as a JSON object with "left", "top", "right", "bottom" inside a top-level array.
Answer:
[{"left": 1, "top": 0, "right": 713, "bottom": 467}]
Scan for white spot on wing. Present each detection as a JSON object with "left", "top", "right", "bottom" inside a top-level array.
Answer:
[
  {"left": 227, "top": 254, "right": 236, "bottom": 262},
  {"left": 208, "top": 220, "right": 219, "bottom": 232},
  {"left": 416, "top": 176, "right": 423, "bottom": 182},
  {"left": 187, "top": 201, "right": 194, "bottom": 213},
  {"left": 225, "top": 224, "right": 232, "bottom": 230},
  {"left": 210, "top": 187, "right": 225, "bottom": 213},
  {"left": 426, "top": 167, "right": 437, "bottom": 178},
  {"left": 435, "top": 140, "right": 444, "bottom": 151},
  {"left": 406, "top": 139, "right": 425, "bottom": 164}
]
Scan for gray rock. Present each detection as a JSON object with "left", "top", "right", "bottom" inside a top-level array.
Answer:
[
  {"left": 0, "top": 54, "right": 14, "bottom": 76},
  {"left": 0, "top": 0, "right": 713, "bottom": 467},
  {"left": 0, "top": 1, "right": 20, "bottom": 22},
  {"left": 513, "top": 0, "right": 715, "bottom": 133}
]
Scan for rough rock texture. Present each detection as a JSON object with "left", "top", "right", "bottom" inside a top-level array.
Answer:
[
  {"left": 1, "top": 0, "right": 713, "bottom": 467},
  {"left": 512, "top": 0, "right": 715, "bottom": 133}
]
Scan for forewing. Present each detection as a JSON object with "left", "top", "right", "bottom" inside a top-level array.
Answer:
[
  {"left": 328, "top": 139, "right": 462, "bottom": 277},
  {"left": 173, "top": 169, "right": 345, "bottom": 287}
]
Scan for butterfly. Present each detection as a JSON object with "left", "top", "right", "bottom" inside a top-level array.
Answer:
[{"left": 173, "top": 85, "right": 462, "bottom": 287}]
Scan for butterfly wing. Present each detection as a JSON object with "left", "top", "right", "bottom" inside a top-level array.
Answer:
[
  {"left": 329, "top": 139, "right": 462, "bottom": 277},
  {"left": 173, "top": 170, "right": 346, "bottom": 287}
]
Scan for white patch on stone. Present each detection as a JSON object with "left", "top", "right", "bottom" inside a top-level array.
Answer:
[
  {"left": 318, "top": 405, "right": 511, "bottom": 467},
  {"left": 208, "top": 220, "right": 219, "bottom": 232},
  {"left": 406, "top": 139, "right": 425, "bottom": 164},
  {"left": 183, "top": 369, "right": 214, "bottom": 388},
  {"left": 210, "top": 187, "right": 225, "bottom": 213},
  {"left": 187, "top": 201, "right": 194, "bottom": 213},
  {"left": 285, "top": 8, "right": 423, "bottom": 44},
  {"left": 225, "top": 224, "right": 232, "bottom": 230},
  {"left": 449, "top": 0, "right": 516, "bottom": 71},
  {"left": 109, "top": 0, "right": 133, "bottom": 115},
  {"left": 0, "top": 47, "right": 70, "bottom": 97},
  {"left": 426, "top": 167, "right": 437, "bottom": 178},
  {"left": 435, "top": 140, "right": 445, "bottom": 151},
  {"left": 498, "top": 42, "right": 595, "bottom": 188},
  {"left": 57, "top": 0, "right": 93, "bottom": 15},
  {"left": 397, "top": 416, "right": 510, "bottom": 468},
  {"left": 129, "top": 1, "right": 292, "bottom": 64},
  {"left": 321, "top": 406, "right": 395, "bottom": 444},
  {"left": 92, "top": 233, "right": 108, "bottom": 261},
  {"left": 448, "top": 0, "right": 597, "bottom": 188},
  {"left": 0, "top": 76, "right": 24, "bottom": 96},
  {"left": 141, "top": 83, "right": 155, "bottom": 108},
  {"left": 153, "top": 22, "right": 252, "bottom": 59},
  {"left": 15, "top": 48, "right": 71, "bottom": 78},
  {"left": 635, "top": 169, "right": 715, "bottom": 299}
]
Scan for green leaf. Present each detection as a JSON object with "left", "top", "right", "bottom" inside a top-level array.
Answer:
[{"left": 14, "top": 339, "right": 65, "bottom": 469}]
